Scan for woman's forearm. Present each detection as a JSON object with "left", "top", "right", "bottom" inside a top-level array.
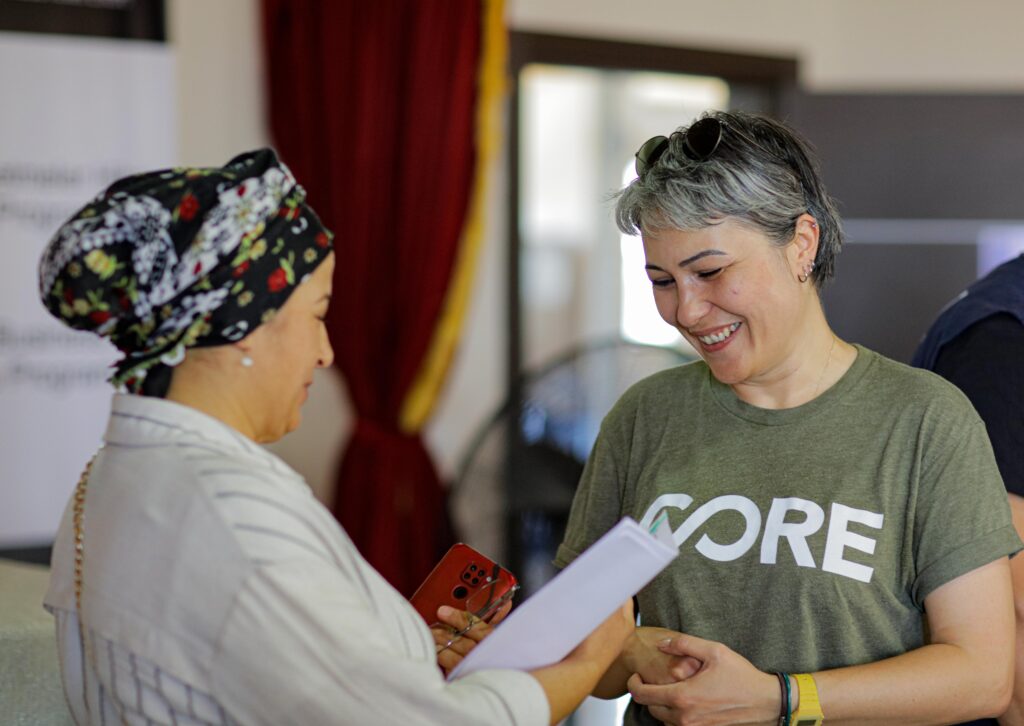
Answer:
[
  {"left": 814, "top": 560, "right": 1015, "bottom": 725},
  {"left": 998, "top": 627, "right": 1024, "bottom": 726},
  {"left": 997, "top": 600, "right": 1024, "bottom": 725},
  {"left": 811, "top": 640, "right": 1012, "bottom": 725},
  {"left": 531, "top": 656, "right": 611, "bottom": 724},
  {"left": 590, "top": 627, "right": 652, "bottom": 699},
  {"left": 591, "top": 651, "right": 632, "bottom": 699},
  {"left": 531, "top": 601, "right": 636, "bottom": 724},
  {"left": 998, "top": 496, "right": 1024, "bottom": 726}
]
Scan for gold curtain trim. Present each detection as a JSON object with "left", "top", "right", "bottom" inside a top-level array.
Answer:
[{"left": 398, "top": 0, "right": 508, "bottom": 433}]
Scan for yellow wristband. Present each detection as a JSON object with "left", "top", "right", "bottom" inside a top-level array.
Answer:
[{"left": 791, "top": 673, "right": 824, "bottom": 726}]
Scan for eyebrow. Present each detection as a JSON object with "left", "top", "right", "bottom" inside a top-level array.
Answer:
[{"left": 644, "top": 249, "right": 727, "bottom": 272}]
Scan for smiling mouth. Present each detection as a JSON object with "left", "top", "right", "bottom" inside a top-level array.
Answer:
[{"left": 695, "top": 322, "right": 741, "bottom": 345}]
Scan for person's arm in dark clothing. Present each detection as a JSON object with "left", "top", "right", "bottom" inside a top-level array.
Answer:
[{"left": 932, "top": 313, "right": 1024, "bottom": 496}]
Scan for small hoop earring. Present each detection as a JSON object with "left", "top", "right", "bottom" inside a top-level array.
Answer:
[
  {"left": 241, "top": 355, "right": 254, "bottom": 368},
  {"left": 798, "top": 261, "right": 815, "bottom": 284}
]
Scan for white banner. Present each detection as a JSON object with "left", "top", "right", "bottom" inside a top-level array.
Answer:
[{"left": 0, "top": 31, "right": 175, "bottom": 546}]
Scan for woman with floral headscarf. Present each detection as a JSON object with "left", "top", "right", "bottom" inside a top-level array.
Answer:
[{"left": 40, "top": 149, "right": 631, "bottom": 726}]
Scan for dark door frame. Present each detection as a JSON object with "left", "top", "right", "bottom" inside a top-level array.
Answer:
[{"left": 504, "top": 30, "right": 798, "bottom": 571}]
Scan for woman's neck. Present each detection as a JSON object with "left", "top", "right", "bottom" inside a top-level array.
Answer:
[
  {"left": 164, "top": 354, "right": 263, "bottom": 442},
  {"left": 730, "top": 309, "right": 856, "bottom": 410}
]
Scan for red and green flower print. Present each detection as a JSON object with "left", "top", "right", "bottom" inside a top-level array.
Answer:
[{"left": 38, "top": 148, "right": 334, "bottom": 392}]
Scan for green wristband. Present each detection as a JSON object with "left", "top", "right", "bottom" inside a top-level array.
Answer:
[{"left": 776, "top": 672, "right": 791, "bottom": 726}]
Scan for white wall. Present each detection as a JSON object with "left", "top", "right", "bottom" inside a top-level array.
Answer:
[
  {"left": 509, "top": 0, "right": 1024, "bottom": 92},
  {"left": 168, "top": 0, "right": 270, "bottom": 165},
  {"left": 168, "top": 0, "right": 1024, "bottom": 506}
]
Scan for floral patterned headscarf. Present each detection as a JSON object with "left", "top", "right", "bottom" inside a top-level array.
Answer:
[{"left": 38, "top": 148, "right": 334, "bottom": 393}]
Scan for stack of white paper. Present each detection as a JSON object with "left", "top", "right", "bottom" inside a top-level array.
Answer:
[{"left": 448, "top": 516, "right": 678, "bottom": 679}]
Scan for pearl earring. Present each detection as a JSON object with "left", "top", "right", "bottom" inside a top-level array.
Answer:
[{"left": 241, "top": 355, "right": 254, "bottom": 368}]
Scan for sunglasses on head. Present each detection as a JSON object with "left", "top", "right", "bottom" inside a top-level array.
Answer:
[{"left": 634, "top": 116, "right": 781, "bottom": 178}]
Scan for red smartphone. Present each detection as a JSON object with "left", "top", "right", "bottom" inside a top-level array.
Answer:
[{"left": 409, "top": 543, "right": 519, "bottom": 625}]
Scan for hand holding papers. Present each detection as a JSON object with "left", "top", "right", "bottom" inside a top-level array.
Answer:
[{"left": 448, "top": 516, "right": 678, "bottom": 679}]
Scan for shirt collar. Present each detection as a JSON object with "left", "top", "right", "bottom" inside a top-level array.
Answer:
[{"left": 104, "top": 393, "right": 301, "bottom": 480}]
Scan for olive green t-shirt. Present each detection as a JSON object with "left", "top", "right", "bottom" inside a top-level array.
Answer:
[{"left": 556, "top": 346, "right": 1019, "bottom": 722}]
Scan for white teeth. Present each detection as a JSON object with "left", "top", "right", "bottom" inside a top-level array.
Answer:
[{"left": 697, "top": 322, "right": 740, "bottom": 345}]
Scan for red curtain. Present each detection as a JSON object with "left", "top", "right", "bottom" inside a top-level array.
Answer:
[{"left": 262, "top": 0, "right": 482, "bottom": 595}]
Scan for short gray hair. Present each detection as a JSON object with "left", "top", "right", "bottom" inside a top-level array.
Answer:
[{"left": 616, "top": 110, "right": 844, "bottom": 287}]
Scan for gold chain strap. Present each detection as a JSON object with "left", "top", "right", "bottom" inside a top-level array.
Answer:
[
  {"left": 73, "top": 453, "right": 99, "bottom": 615},
  {"left": 72, "top": 450, "right": 101, "bottom": 717}
]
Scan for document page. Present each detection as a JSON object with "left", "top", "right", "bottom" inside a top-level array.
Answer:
[{"left": 448, "top": 516, "right": 677, "bottom": 679}]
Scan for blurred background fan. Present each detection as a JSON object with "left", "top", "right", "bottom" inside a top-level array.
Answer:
[{"left": 450, "top": 338, "right": 695, "bottom": 597}]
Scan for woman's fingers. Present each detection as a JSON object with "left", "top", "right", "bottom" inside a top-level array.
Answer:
[
  {"left": 436, "top": 642, "right": 466, "bottom": 675},
  {"left": 486, "top": 598, "right": 513, "bottom": 626},
  {"left": 431, "top": 622, "right": 483, "bottom": 653},
  {"left": 432, "top": 606, "right": 494, "bottom": 659},
  {"left": 431, "top": 600, "right": 515, "bottom": 674}
]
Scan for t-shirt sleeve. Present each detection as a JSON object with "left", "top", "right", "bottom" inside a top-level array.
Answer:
[
  {"left": 911, "top": 411, "right": 1023, "bottom": 607},
  {"left": 554, "top": 407, "right": 630, "bottom": 570},
  {"left": 931, "top": 313, "right": 1024, "bottom": 497}
]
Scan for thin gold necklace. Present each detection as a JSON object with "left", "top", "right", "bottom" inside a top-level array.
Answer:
[{"left": 812, "top": 335, "right": 838, "bottom": 399}]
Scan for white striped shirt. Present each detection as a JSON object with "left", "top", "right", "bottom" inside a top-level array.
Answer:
[{"left": 45, "top": 394, "right": 547, "bottom": 725}]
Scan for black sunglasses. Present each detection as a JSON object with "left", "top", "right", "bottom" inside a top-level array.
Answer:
[{"left": 634, "top": 116, "right": 780, "bottom": 177}]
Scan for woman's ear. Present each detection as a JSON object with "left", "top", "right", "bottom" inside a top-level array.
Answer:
[
  {"left": 234, "top": 341, "right": 255, "bottom": 369},
  {"left": 788, "top": 213, "right": 820, "bottom": 281},
  {"left": 234, "top": 321, "right": 272, "bottom": 369}
]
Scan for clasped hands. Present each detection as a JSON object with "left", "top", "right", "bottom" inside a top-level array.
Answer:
[
  {"left": 429, "top": 608, "right": 780, "bottom": 725},
  {"left": 621, "top": 627, "right": 781, "bottom": 726}
]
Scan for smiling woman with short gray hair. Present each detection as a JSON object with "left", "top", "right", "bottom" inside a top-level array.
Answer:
[{"left": 557, "top": 110, "right": 1020, "bottom": 726}]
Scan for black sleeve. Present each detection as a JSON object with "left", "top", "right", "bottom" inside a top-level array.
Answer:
[{"left": 932, "top": 313, "right": 1024, "bottom": 497}]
